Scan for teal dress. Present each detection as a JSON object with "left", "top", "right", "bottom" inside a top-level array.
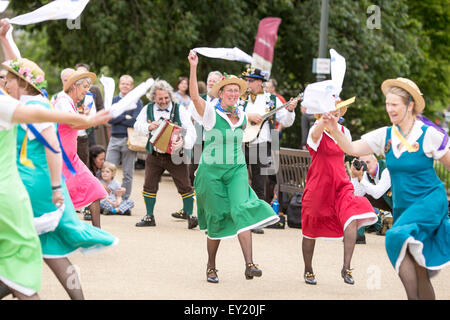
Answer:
[
  {"left": 194, "top": 108, "right": 279, "bottom": 239},
  {"left": 16, "top": 97, "right": 118, "bottom": 258},
  {"left": 385, "top": 125, "right": 450, "bottom": 273}
]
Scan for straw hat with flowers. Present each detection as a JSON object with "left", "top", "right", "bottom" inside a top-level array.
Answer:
[
  {"left": 209, "top": 74, "right": 248, "bottom": 98},
  {"left": 2, "top": 58, "right": 47, "bottom": 93}
]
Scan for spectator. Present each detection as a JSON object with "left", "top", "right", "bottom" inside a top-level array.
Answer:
[
  {"left": 105, "top": 74, "right": 143, "bottom": 201},
  {"left": 89, "top": 144, "right": 106, "bottom": 178},
  {"left": 99, "top": 161, "right": 135, "bottom": 215},
  {"left": 173, "top": 76, "right": 192, "bottom": 108},
  {"left": 351, "top": 154, "right": 393, "bottom": 243}
]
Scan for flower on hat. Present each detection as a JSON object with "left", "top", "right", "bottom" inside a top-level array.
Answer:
[{"left": 6, "top": 59, "right": 48, "bottom": 92}]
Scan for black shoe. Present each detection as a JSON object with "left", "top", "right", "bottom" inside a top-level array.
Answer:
[
  {"left": 135, "top": 215, "right": 156, "bottom": 227},
  {"left": 83, "top": 208, "right": 92, "bottom": 221},
  {"left": 172, "top": 209, "right": 187, "bottom": 220},
  {"left": 187, "top": 215, "right": 198, "bottom": 229},
  {"left": 119, "top": 209, "right": 131, "bottom": 216},
  {"left": 356, "top": 234, "right": 366, "bottom": 244},
  {"left": 341, "top": 268, "right": 355, "bottom": 285},
  {"left": 245, "top": 263, "right": 262, "bottom": 280},
  {"left": 251, "top": 228, "right": 264, "bottom": 234},
  {"left": 206, "top": 267, "right": 219, "bottom": 283}
]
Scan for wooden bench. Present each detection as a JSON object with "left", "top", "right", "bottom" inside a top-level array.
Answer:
[{"left": 273, "top": 147, "right": 311, "bottom": 212}]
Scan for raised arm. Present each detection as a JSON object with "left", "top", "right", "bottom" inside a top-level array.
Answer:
[
  {"left": 0, "top": 19, "right": 19, "bottom": 60},
  {"left": 188, "top": 50, "right": 206, "bottom": 117}
]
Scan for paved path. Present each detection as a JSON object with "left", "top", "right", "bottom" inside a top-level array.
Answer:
[{"left": 20, "top": 168, "right": 450, "bottom": 300}]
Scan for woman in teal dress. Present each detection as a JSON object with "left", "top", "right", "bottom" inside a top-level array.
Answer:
[
  {"left": 0, "top": 84, "right": 112, "bottom": 300},
  {"left": 188, "top": 50, "right": 279, "bottom": 283},
  {"left": 322, "top": 77, "right": 450, "bottom": 300},
  {"left": 1, "top": 55, "right": 117, "bottom": 298}
]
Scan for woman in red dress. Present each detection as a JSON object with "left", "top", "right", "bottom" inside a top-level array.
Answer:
[{"left": 301, "top": 106, "right": 377, "bottom": 285}]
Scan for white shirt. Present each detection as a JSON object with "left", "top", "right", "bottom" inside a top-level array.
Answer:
[
  {"left": 52, "top": 90, "right": 96, "bottom": 137},
  {"left": 134, "top": 101, "right": 196, "bottom": 151},
  {"left": 361, "top": 120, "right": 450, "bottom": 160},
  {"left": 351, "top": 164, "right": 392, "bottom": 199},
  {"left": 244, "top": 92, "right": 295, "bottom": 144},
  {"left": 307, "top": 120, "right": 352, "bottom": 151},
  {"left": 190, "top": 99, "right": 246, "bottom": 132},
  {"left": 0, "top": 94, "right": 21, "bottom": 130},
  {"left": 19, "top": 95, "right": 54, "bottom": 140}
]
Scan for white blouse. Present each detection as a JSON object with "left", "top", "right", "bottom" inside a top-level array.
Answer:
[
  {"left": 190, "top": 100, "right": 246, "bottom": 132},
  {"left": 361, "top": 120, "right": 450, "bottom": 160},
  {"left": 19, "top": 95, "right": 54, "bottom": 140},
  {"left": 0, "top": 94, "right": 21, "bottom": 130},
  {"left": 307, "top": 120, "right": 352, "bottom": 152},
  {"left": 134, "top": 101, "right": 196, "bottom": 150}
]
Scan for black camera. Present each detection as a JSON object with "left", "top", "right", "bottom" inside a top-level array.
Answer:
[{"left": 353, "top": 159, "right": 368, "bottom": 171}]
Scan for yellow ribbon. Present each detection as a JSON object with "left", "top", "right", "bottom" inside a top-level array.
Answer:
[
  {"left": 392, "top": 125, "right": 419, "bottom": 152},
  {"left": 19, "top": 128, "right": 35, "bottom": 169}
]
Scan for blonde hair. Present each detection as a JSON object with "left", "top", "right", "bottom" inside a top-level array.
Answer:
[
  {"left": 102, "top": 161, "right": 117, "bottom": 176},
  {"left": 385, "top": 86, "right": 416, "bottom": 113}
]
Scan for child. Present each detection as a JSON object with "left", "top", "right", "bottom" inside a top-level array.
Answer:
[{"left": 100, "top": 161, "right": 135, "bottom": 215}]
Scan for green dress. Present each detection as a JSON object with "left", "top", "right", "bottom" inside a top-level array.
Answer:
[
  {"left": 0, "top": 126, "right": 42, "bottom": 296},
  {"left": 16, "top": 96, "right": 118, "bottom": 258},
  {"left": 194, "top": 108, "right": 279, "bottom": 239}
]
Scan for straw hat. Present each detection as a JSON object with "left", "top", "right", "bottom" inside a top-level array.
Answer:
[
  {"left": 2, "top": 58, "right": 47, "bottom": 93},
  {"left": 381, "top": 77, "right": 425, "bottom": 114},
  {"left": 64, "top": 70, "right": 97, "bottom": 92},
  {"left": 209, "top": 75, "right": 248, "bottom": 98}
]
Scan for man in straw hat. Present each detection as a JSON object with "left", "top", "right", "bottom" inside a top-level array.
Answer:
[
  {"left": 53, "top": 69, "right": 108, "bottom": 229},
  {"left": 322, "top": 77, "right": 450, "bottom": 299},
  {"left": 188, "top": 50, "right": 280, "bottom": 283},
  {"left": 133, "top": 79, "right": 198, "bottom": 229},
  {"left": 240, "top": 67, "right": 298, "bottom": 234}
]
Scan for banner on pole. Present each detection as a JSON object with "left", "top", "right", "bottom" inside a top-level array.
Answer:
[{"left": 251, "top": 17, "right": 282, "bottom": 77}]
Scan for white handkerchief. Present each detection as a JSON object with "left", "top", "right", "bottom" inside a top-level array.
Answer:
[
  {"left": 194, "top": 47, "right": 253, "bottom": 64},
  {"left": 0, "top": 1, "right": 9, "bottom": 13},
  {"left": 34, "top": 204, "right": 65, "bottom": 235},
  {"left": 100, "top": 75, "right": 115, "bottom": 110},
  {"left": 301, "top": 80, "right": 338, "bottom": 114},
  {"left": 330, "top": 49, "right": 346, "bottom": 95},
  {"left": 110, "top": 78, "right": 154, "bottom": 118},
  {"left": 9, "top": 0, "right": 90, "bottom": 25}
]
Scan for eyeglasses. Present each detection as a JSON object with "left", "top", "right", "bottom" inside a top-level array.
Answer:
[{"left": 245, "top": 78, "right": 257, "bottom": 83}]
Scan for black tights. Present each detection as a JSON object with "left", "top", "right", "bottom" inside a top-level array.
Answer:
[
  {"left": 302, "top": 220, "right": 358, "bottom": 274},
  {"left": 207, "top": 230, "right": 254, "bottom": 269},
  {"left": 398, "top": 249, "right": 435, "bottom": 300},
  {"left": 45, "top": 257, "right": 84, "bottom": 300}
]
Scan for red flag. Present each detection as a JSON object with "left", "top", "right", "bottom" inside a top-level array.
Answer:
[{"left": 252, "top": 17, "right": 282, "bottom": 76}]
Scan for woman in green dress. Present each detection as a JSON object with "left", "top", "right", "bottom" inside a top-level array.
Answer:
[{"left": 188, "top": 50, "right": 279, "bottom": 283}]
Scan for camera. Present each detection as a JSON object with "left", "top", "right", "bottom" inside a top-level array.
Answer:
[{"left": 353, "top": 159, "right": 368, "bottom": 171}]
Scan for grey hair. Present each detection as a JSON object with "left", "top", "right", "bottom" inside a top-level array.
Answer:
[
  {"left": 67, "top": 77, "right": 92, "bottom": 93},
  {"left": 147, "top": 79, "right": 174, "bottom": 102},
  {"left": 207, "top": 71, "right": 222, "bottom": 82}
]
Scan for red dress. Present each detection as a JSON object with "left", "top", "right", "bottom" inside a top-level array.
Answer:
[{"left": 301, "top": 126, "right": 377, "bottom": 239}]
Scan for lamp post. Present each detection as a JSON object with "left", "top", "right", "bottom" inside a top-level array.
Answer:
[{"left": 316, "top": 0, "right": 329, "bottom": 81}]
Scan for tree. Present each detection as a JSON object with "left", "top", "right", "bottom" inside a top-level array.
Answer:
[{"left": 8, "top": 0, "right": 449, "bottom": 147}]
